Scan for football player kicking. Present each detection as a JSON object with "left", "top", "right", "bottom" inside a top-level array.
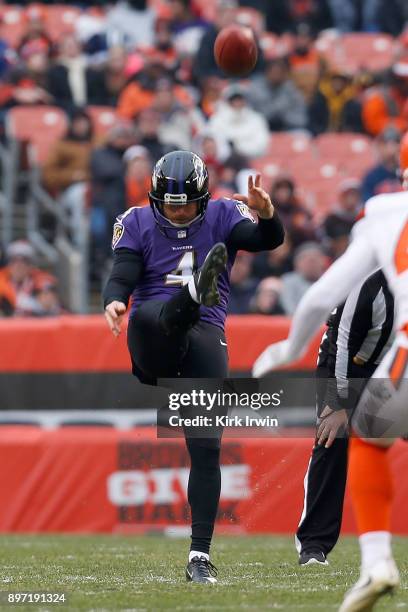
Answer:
[
  {"left": 253, "top": 133, "right": 408, "bottom": 611},
  {"left": 103, "top": 150, "right": 284, "bottom": 583}
]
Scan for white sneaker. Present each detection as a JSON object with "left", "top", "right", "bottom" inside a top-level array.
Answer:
[{"left": 339, "top": 557, "right": 400, "bottom": 612}]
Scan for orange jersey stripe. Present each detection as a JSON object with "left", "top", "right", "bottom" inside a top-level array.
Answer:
[
  {"left": 394, "top": 220, "right": 408, "bottom": 275},
  {"left": 389, "top": 346, "right": 408, "bottom": 388}
]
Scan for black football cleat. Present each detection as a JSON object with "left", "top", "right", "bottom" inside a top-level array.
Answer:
[
  {"left": 186, "top": 556, "right": 218, "bottom": 584},
  {"left": 299, "top": 550, "right": 329, "bottom": 566},
  {"left": 193, "top": 243, "right": 227, "bottom": 307}
]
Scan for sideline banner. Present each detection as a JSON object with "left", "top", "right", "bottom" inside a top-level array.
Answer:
[
  {"left": 0, "top": 315, "right": 321, "bottom": 373},
  {"left": 1, "top": 426, "right": 408, "bottom": 534},
  {"left": 0, "top": 315, "right": 323, "bottom": 410}
]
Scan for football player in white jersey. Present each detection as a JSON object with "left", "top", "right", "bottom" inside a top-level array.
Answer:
[{"left": 253, "top": 133, "right": 408, "bottom": 611}]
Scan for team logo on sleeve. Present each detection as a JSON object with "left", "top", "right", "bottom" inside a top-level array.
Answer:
[
  {"left": 112, "top": 222, "right": 124, "bottom": 249},
  {"left": 236, "top": 202, "right": 256, "bottom": 223}
]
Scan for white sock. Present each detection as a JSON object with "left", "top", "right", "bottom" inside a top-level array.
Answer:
[
  {"left": 359, "top": 531, "right": 392, "bottom": 571},
  {"left": 188, "top": 276, "right": 200, "bottom": 303},
  {"left": 189, "top": 550, "right": 209, "bottom": 562}
]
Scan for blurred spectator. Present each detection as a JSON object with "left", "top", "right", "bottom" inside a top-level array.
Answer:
[
  {"left": 90, "top": 122, "right": 138, "bottom": 263},
  {"left": 377, "top": 0, "right": 407, "bottom": 35},
  {"left": 238, "top": 0, "right": 331, "bottom": 34},
  {"left": 208, "top": 85, "right": 269, "bottom": 158},
  {"left": 0, "top": 37, "right": 16, "bottom": 80},
  {"left": 289, "top": 22, "right": 323, "bottom": 103},
  {"left": 0, "top": 273, "right": 15, "bottom": 316},
  {"left": 361, "top": 126, "right": 401, "bottom": 201},
  {"left": 269, "top": 176, "right": 316, "bottom": 246},
  {"left": 252, "top": 234, "right": 294, "bottom": 279},
  {"left": 228, "top": 251, "right": 258, "bottom": 314},
  {"left": 135, "top": 108, "right": 177, "bottom": 162},
  {"left": 123, "top": 144, "right": 151, "bottom": 207},
  {"left": 32, "top": 281, "right": 64, "bottom": 317},
  {"left": 168, "top": 0, "right": 209, "bottom": 55},
  {"left": 17, "top": 5, "right": 53, "bottom": 58},
  {"left": 139, "top": 17, "right": 178, "bottom": 72},
  {"left": 287, "top": 0, "right": 332, "bottom": 31},
  {"left": 88, "top": 46, "right": 128, "bottom": 106},
  {"left": 192, "top": 0, "right": 237, "bottom": 82},
  {"left": 4, "top": 41, "right": 52, "bottom": 108},
  {"left": 106, "top": 0, "right": 156, "bottom": 48},
  {"left": 320, "top": 178, "right": 362, "bottom": 259},
  {"left": 117, "top": 60, "right": 192, "bottom": 120},
  {"left": 194, "top": 131, "right": 232, "bottom": 191},
  {"left": 216, "top": 153, "right": 249, "bottom": 197},
  {"left": 153, "top": 78, "right": 205, "bottom": 150},
  {"left": 0, "top": 241, "right": 61, "bottom": 317},
  {"left": 362, "top": 61, "right": 408, "bottom": 136},
  {"left": 328, "top": 0, "right": 404, "bottom": 34},
  {"left": 199, "top": 76, "right": 225, "bottom": 118},
  {"left": 48, "top": 34, "right": 91, "bottom": 111},
  {"left": 42, "top": 108, "right": 94, "bottom": 196},
  {"left": 249, "top": 276, "right": 285, "bottom": 315},
  {"left": 193, "top": 0, "right": 263, "bottom": 81},
  {"left": 308, "top": 66, "right": 363, "bottom": 135},
  {"left": 249, "top": 57, "right": 307, "bottom": 131},
  {"left": 280, "top": 242, "right": 326, "bottom": 314}
]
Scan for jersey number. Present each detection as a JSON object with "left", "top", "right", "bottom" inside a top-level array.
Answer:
[{"left": 165, "top": 251, "right": 197, "bottom": 286}]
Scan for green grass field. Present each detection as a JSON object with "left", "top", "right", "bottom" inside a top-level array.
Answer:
[{"left": 0, "top": 535, "right": 406, "bottom": 611}]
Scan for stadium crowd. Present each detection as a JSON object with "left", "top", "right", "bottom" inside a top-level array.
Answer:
[{"left": 0, "top": 0, "right": 408, "bottom": 316}]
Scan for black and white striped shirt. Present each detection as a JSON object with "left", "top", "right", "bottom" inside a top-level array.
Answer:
[{"left": 318, "top": 269, "right": 394, "bottom": 405}]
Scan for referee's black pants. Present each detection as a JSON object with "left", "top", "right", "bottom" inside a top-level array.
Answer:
[
  {"left": 296, "top": 361, "right": 376, "bottom": 556},
  {"left": 127, "top": 287, "right": 228, "bottom": 556}
]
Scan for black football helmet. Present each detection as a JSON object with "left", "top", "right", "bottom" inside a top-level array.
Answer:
[{"left": 149, "top": 150, "right": 211, "bottom": 238}]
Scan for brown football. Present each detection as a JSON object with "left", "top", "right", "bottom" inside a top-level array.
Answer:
[{"left": 214, "top": 24, "right": 258, "bottom": 77}]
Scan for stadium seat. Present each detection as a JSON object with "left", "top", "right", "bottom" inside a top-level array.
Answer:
[
  {"left": 7, "top": 106, "right": 68, "bottom": 166},
  {"left": 251, "top": 157, "right": 284, "bottom": 192},
  {"left": 267, "top": 132, "right": 314, "bottom": 160},
  {"left": 287, "top": 156, "right": 339, "bottom": 180},
  {"left": 0, "top": 6, "right": 25, "bottom": 48},
  {"left": 87, "top": 106, "right": 117, "bottom": 138},
  {"left": 316, "top": 133, "right": 376, "bottom": 164},
  {"left": 341, "top": 33, "right": 395, "bottom": 72},
  {"left": 46, "top": 5, "right": 81, "bottom": 41},
  {"left": 300, "top": 176, "right": 344, "bottom": 220},
  {"left": 316, "top": 32, "right": 395, "bottom": 73}
]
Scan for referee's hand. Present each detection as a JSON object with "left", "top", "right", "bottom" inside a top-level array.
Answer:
[
  {"left": 317, "top": 406, "right": 348, "bottom": 448},
  {"left": 105, "top": 301, "right": 127, "bottom": 337}
]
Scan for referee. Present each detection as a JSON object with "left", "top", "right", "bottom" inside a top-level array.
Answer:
[{"left": 296, "top": 269, "right": 394, "bottom": 565}]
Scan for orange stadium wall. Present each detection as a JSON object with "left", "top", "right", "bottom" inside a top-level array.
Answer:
[
  {"left": 0, "top": 315, "right": 321, "bottom": 410},
  {"left": 2, "top": 316, "right": 408, "bottom": 535},
  {"left": 1, "top": 427, "right": 408, "bottom": 535},
  {"left": 0, "top": 314, "right": 320, "bottom": 374}
]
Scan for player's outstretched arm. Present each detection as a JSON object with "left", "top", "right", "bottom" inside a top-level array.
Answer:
[
  {"left": 252, "top": 227, "right": 378, "bottom": 376},
  {"left": 105, "top": 301, "right": 127, "bottom": 337},
  {"left": 233, "top": 174, "right": 274, "bottom": 219},
  {"left": 228, "top": 174, "right": 285, "bottom": 252}
]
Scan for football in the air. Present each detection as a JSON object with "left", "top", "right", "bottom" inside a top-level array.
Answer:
[{"left": 214, "top": 24, "right": 258, "bottom": 77}]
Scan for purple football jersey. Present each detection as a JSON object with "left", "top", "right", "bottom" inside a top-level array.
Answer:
[{"left": 112, "top": 199, "right": 255, "bottom": 330}]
